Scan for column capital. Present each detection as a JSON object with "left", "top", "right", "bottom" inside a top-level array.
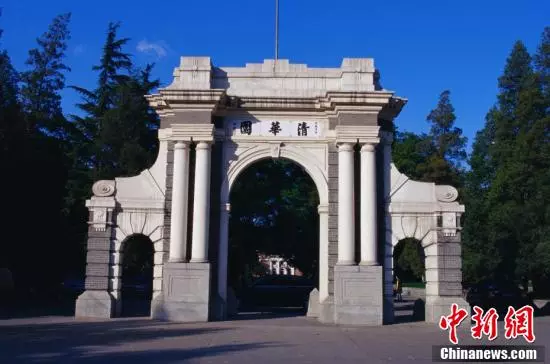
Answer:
[
  {"left": 195, "top": 141, "right": 212, "bottom": 150},
  {"left": 360, "top": 143, "right": 376, "bottom": 153},
  {"left": 174, "top": 141, "right": 190, "bottom": 149},
  {"left": 337, "top": 143, "right": 355, "bottom": 152}
]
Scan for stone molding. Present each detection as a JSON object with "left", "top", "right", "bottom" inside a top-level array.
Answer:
[
  {"left": 146, "top": 89, "right": 226, "bottom": 118},
  {"left": 335, "top": 125, "right": 380, "bottom": 144},
  {"left": 166, "top": 124, "right": 215, "bottom": 142}
]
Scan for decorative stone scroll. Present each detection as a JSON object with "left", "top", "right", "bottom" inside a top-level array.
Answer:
[
  {"left": 92, "top": 180, "right": 116, "bottom": 197},
  {"left": 435, "top": 185, "right": 458, "bottom": 203}
]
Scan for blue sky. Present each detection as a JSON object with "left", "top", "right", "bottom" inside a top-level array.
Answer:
[{"left": 1, "top": 0, "right": 548, "bottom": 152}]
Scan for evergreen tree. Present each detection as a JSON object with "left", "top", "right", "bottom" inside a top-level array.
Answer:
[
  {"left": 392, "top": 131, "right": 433, "bottom": 181},
  {"left": 462, "top": 110, "right": 497, "bottom": 284},
  {"left": 20, "top": 13, "right": 71, "bottom": 137},
  {"left": 392, "top": 91, "right": 466, "bottom": 187},
  {"left": 71, "top": 22, "right": 157, "bottom": 181},
  {"left": 2, "top": 13, "right": 73, "bottom": 295},
  {"left": 515, "top": 29, "right": 550, "bottom": 293},
  {"left": 0, "top": 21, "right": 26, "bottom": 272},
  {"left": 421, "top": 90, "right": 467, "bottom": 186},
  {"left": 66, "top": 23, "right": 160, "bottom": 272},
  {"left": 0, "top": 35, "right": 24, "bottom": 158},
  {"left": 465, "top": 39, "right": 549, "bottom": 290}
]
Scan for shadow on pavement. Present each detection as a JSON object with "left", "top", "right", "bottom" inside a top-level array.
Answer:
[
  {"left": 0, "top": 318, "right": 280, "bottom": 363},
  {"left": 232, "top": 306, "right": 306, "bottom": 321}
]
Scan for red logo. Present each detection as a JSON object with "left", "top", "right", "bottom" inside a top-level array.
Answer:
[
  {"left": 439, "top": 303, "right": 469, "bottom": 344},
  {"left": 504, "top": 305, "right": 536, "bottom": 343},
  {"left": 471, "top": 306, "right": 499, "bottom": 341},
  {"left": 438, "top": 304, "right": 536, "bottom": 344}
]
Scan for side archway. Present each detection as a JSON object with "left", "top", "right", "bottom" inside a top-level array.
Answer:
[
  {"left": 119, "top": 234, "right": 154, "bottom": 317},
  {"left": 111, "top": 209, "right": 166, "bottom": 317}
]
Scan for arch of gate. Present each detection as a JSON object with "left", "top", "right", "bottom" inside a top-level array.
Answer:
[
  {"left": 75, "top": 56, "right": 466, "bottom": 326},
  {"left": 217, "top": 142, "right": 330, "bottom": 317}
]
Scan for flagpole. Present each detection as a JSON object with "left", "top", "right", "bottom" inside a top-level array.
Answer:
[{"left": 275, "top": 0, "right": 279, "bottom": 64}]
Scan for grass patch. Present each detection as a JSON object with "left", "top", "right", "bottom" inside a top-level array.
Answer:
[{"left": 402, "top": 282, "right": 426, "bottom": 288}]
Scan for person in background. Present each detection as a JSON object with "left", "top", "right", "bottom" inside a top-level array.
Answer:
[{"left": 395, "top": 276, "right": 403, "bottom": 302}]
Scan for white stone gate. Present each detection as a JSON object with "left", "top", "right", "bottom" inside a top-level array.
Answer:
[{"left": 75, "top": 57, "right": 467, "bottom": 325}]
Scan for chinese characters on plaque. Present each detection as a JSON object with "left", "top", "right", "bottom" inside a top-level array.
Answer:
[{"left": 230, "top": 120, "right": 322, "bottom": 137}]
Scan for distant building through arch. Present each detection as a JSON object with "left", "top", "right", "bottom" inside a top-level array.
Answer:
[{"left": 75, "top": 57, "right": 467, "bottom": 325}]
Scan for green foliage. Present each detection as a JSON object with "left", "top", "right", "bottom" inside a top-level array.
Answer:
[
  {"left": 20, "top": 13, "right": 71, "bottom": 137},
  {"left": 71, "top": 22, "right": 158, "bottom": 182},
  {"left": 229, "top": 159, "right": 319, "bottom": 289},
  {"left": 393, "top": 238, "right": 425, "bottom": 282},
  {"left": 1, "top": 13, "right": 75, "bottom": 295},
  {"left": 393, "top": 90, "right": 466, "bottom": 187},
  {"left": 463, "top": 34, "right": 550, "bottom": 291}
]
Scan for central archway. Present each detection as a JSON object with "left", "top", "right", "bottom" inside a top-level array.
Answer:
[
  {"left": 217, "top": 144, "right": 329, "bottom": 319},
  {"left": 228, "top": 158, "right": 320, "bottom": 316}
]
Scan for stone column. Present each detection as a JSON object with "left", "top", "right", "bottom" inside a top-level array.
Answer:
[
  {"left": 318, "top": 203, "right": 329, "bottom": 301},
  {"left": 169, "top": 141, "right": 190, "bottom": 262},
  {"left": 360, "top": 143, "right": 377, "bottom": 265},
  {"left": 216, "top": 202, "right": 231, "bottom": 314},
  {"left": 337, "top": 143, "right": 355, "bottom": 265},
  {"left": 380, "top": 132, "right": 395, "bottom": 324},
  {"left": 191, "top": 142, "right": 212, "bottom": 263}
]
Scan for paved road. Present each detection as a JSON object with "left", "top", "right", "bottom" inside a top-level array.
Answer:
[{"left": 0, "top": 313, "right": 548, "bottom": 363}]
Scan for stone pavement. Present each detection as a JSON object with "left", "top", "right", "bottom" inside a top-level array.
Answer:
[{"left": 0, "top": 313, "right": 548, "bottom": 363}]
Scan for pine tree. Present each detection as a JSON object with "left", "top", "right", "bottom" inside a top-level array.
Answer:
[
  {"left": 3, "top": 13, "right": 73, "bottom": 294},
  {"left": 71, "top": 22, "right": 157, "bottom": 182},
  {"left": 392, "top": 131, "right": 434, "bottom": 181},
  {"left": 516, "top": 29, "right": 550, "bottom": 293},
  {"left": 20, "top": 13, "right": 71, "bottom": 137},
  {"left": 0, "top": 39, "right": 24, "bottom": 158},
  {"left": 482, "top": 41, "right": 543, "bottom": 284},
  {"left": 0, "top": 21, "right": 26, "bottom": 271},
  {"left": 421, "top": 90, "right": 467, "bottom": 186},
  {"left": 462, "top": 110, "right": 497, "bottom": 284}
]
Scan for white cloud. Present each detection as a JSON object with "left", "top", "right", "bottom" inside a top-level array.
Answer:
[
  {"left": 73, "top": 44, "right": 85, "bottom": 56},
  {"left": 136, "top": 39, "right": 169, "bottom": 59}
]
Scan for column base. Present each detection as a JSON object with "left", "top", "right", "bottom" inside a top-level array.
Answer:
[
  {"left": 318, "top": 296, "right": 335, "bottom": 324},
  {"left": 383, "top": 294, "right": 394, "bottom": 324},
  {"left": 359, "top": 261, "right": 378, "bottom": 266},
  {"left": 306, "top": 288, "right": 320, "bottom": 318},
  {"left": 336, "top": 261, "right": 356, "bottom": 266},
  {"left": 425, "top": 296, "right": 470, "bottom": 324},
  {"left": 211, "top": 294, "right": 227, "bottom": 321},
  {"left": 75, "top": 290, "right": 115, "bottom": 319},
  {"left": 151, "top": 262, "right": 211, "bottom": 322},
  {"left": 334, "top": 265, "right": 383, "bottom": 326}
]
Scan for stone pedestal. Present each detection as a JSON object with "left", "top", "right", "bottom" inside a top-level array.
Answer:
[
  {"left": 151, "top": 262, "right": 211, "bottom": 322},
  {"left": 75, "top": 291, "right": 114, "bottom": 318},
  {"left": 306, "top": 288, "right": 320, "bottom": 318},
  {"left": 383, "top": 294, "right": 394, "bottom": 324},
  {"left": 318, "top": 296, "right": 335, "bottom": 324},
  {"left": 334, "top": 265, "right": 383, "bottom": 325},
  {"left": 425, "top": 296, "right": 470, "bottom": 324}
]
